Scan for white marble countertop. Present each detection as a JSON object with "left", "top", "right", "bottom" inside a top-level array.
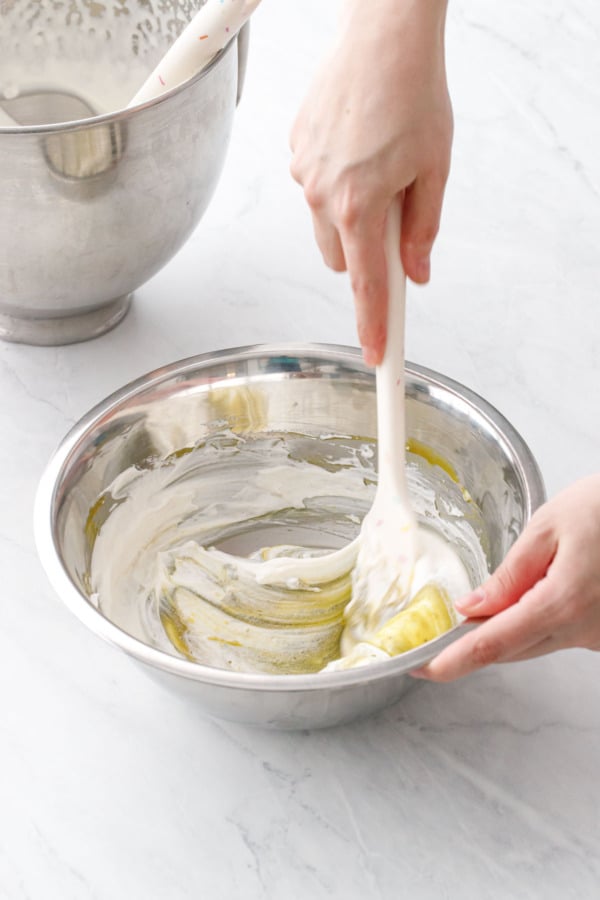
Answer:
[{"left": 2, "top": 1, "right": 600, "bottom": 897}]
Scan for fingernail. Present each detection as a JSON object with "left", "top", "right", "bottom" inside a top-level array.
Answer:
[
  {"left": 362, "top": 346, "right": 379, "bottom": 367},
  {"left": 455, "top": 588, "right": 486, "bottom": 614},
  {"left": 415, "top": 257, "right": 430, "bottom": 283},
  {"left": 409, "top": 667, "right": 430, "bottom": 680}
]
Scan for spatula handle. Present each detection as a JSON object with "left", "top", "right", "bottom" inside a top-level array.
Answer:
[
  {"left": 129, "top": 0, "right": 262, "bottom": 107},
  {"left": 375, "top": 199, "right": 409, "bottom": 498}
]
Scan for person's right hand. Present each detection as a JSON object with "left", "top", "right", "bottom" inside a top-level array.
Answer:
[{"left": 289, "top": 0, "right": 453, "bottom": 365}]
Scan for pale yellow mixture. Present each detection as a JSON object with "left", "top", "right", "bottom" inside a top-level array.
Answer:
[{"left": 88, "top": 415, "right": 486, "bottom": 674}]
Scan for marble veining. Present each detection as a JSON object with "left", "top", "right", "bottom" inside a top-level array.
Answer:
[{"left": 1, "top": 1, "right": 599, "bottom": 898}]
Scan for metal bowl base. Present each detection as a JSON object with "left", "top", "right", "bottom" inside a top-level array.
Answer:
[{"left": 0, "top": 293, "right": 132, "bottom": 345}]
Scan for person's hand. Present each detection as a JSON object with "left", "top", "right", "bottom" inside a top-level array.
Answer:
[
  {"left": 289, "top": 0, "right": 453, "bottom": 365},
  {"left": 412, "top": 474, "right": 600, "bottom": 681}
]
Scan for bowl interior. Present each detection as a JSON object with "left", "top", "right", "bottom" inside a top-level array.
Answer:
[
  {"left": 0, "top": 0, "right": 206, "bottom": 123},
  {"left": 39, "top": 346, "right": 544, "bottom": 677}
]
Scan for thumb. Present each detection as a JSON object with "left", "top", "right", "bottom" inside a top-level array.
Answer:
[{"left": 456, "top": 518, "right": 557, "bottom": 617}]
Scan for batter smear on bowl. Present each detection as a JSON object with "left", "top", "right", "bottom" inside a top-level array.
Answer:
[{"left": 89, "top": 420, "right": 484, "bottom": 674}]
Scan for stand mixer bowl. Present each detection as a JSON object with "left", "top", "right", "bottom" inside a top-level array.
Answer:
[{"left": 0, "top": 0, "right": 248, "bottom": 345}]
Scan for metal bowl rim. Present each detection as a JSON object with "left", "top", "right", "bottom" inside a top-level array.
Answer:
[
  {"left": 0, "top": 34, "right": 235, "bottom": 135},
  {"left": 34, "top": 341, "right": 546, "bottom": 692}
]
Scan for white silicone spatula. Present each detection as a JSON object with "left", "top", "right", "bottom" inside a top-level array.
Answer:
[
  {"left": 1, "top": 1, "right": 261, "bottom": 127},
  {"left": 345, "top": 200, "right": 417, "bottom": 635},
  {"left": 129, "top": 0, "right": 262, "bottom": 107}
]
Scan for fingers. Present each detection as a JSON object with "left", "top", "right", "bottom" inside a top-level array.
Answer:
[
  {"left": 291, "top": 153, "right": 389, "bottom": 364},
  {"left": 500, "top": 635, "right": 565, "bottom": 663},
  {"left": 400, "top": 171, "right": 447, "bottom": 284},
  {"left": 339, "top": 211, "right": 388, "bottom": 367},
  {"left": 412, "top": 522, "right": 559, "bottom": 682},
  {"left": 455, "top": 517, "right": 557, "bottom": 619},
  {"left": 291, "top": 154, "right": 448, "bottom": 365},
  {"left": 412, "top": 476, "right": 600, "bottom": 681},
  {"left": 308, "top": 179, "right": 442, "bottom": 365},
  {"left": 310, "top": 212, "right": 346, "bottom": 272},
  {"left": 412, "top": 578, "right": 555, "bottom": 682}
]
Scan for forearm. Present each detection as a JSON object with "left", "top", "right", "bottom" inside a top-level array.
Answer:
[
  {"left": 334, "top": 0, "right": 451, "bottom": 147},
  {"left": 338, "top": 0, "right": 448, "bottom": 47},
  {"left": 290, "top": 0, "right": 453, "bottom": 363}
]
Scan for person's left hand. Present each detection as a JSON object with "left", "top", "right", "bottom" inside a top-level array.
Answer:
[{"left": 411, "top": 474, "right": 600, "bottom": 681}]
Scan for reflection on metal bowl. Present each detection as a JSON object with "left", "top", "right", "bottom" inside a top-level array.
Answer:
[{"left": 35, "top": 344, "right": 546, "bottom": 729}]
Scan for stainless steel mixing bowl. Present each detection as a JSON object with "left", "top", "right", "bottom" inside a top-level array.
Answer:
[
  {"left": 0, "top": 0, "right": 248, "bottom": 345},
  {"left": 35, "top": 345, "right": 545, "bottom": 729}
]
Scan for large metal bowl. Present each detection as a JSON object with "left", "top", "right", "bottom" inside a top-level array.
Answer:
[
  {"left": 34, "top": 345, "right": 545, "bottom": 729},
  {"left": 0, "top": 0, "right": 248, "bottom": 345}
]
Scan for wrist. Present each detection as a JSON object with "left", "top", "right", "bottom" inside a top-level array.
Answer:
[
  {"left": 341, "top": 0, "right": 448, "bottom": 26},
  {"left": 340, "top": 0, "right": 448, "bottom": 48}
]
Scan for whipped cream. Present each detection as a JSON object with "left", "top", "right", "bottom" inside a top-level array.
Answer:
[{"left": 89, "top": 430, "right": 485, "bottom": 675}]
